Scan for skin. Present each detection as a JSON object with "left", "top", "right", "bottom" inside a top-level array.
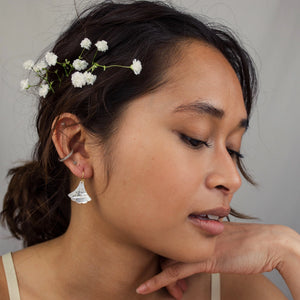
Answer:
[{"left": 1, "top": 41, "right": 296, "bottom": 299}]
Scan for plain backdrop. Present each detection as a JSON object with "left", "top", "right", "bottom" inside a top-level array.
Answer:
[{"left": 0, "top": 0, "right": 299, "bottom": 298}]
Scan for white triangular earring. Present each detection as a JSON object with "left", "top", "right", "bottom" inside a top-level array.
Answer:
[{"left": 68, "top": 172, "right": 91, "bottom": 204}]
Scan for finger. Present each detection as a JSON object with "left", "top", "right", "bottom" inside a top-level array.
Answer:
[
  {"left": 177, "top": 279, "right": 188, "bottom": 292},
  {"left": 166, "top": 282, "right": 184, "bottom": 300},
  {"left": 160, "top": 258, "right": 186, "bottom": 298},
  {"left": 136, "top": 262, "right": 204, "bottom": 294}
]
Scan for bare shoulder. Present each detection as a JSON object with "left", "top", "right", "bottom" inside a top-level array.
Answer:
[
  {"left": 221, "top": 273, "right": 288, "bottom": 300},
  {"left": 0, "top": 255, "right": 10, "bottom": 300}
]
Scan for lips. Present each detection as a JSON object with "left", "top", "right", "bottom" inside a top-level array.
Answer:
[
  {"left": 189, "top": 207, "right": 231, "bottom": 220},
  {"left": 190, "top": 214, "right": 221, "bottom": 221},
  {"left": 188, "top": 207, "right": 230, "bottom": 235}
]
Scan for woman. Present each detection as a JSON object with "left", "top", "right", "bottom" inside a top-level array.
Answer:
[{"left": 1, "top": 1, "right": 299, "bottom": 299}]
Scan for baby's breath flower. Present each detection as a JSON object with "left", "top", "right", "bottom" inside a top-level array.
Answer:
[
  {"left": 95, "top": 40, "right": 108, "bottom": 52},
  {"left": 84, "top": 71, "right": 97, "bottom": 85},
  {"left": 45, "top": 52, "right": 58, "bottom": 66},
  {"left": 23, "top": 60, "right": 34, "bottom": 70},
  {"left": 39, "top": 84, "right": 49, "bottom": 98},
  {"left": 33, "top": 60, "right": 47, "bottom": 72},
  {"left": 20, "top": 79, "right": 29, "bottom": 91},
  {"left": 21, "top": 37, "right": 142, "bottom": 95},
  {"left": 73, "top": 59, "right": 89, "bottom": 71},
  {"left": 80, "top": 38, "right": 92, "bottom": 50},
  {"left": 130, "top": 59, "right": 142, "bottom": 75},
  {"left": 71, "top": 71, "right": 86, "bottom": 88}
]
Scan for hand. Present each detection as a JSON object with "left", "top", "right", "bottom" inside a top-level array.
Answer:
[
  {"left": 159, "top": 257, "right": 188, "bottom": 300},
  {"left": 136, "top": 222, "right": 296, "bottom": 298}
]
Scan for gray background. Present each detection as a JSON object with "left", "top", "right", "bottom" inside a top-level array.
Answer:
[{"left": 0, "top": 0, "right": 299, "bottom": 298}]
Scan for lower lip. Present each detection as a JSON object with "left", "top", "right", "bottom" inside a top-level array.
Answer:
[{"left": 188, "top": 216, "right": 224, "bottom": 235}]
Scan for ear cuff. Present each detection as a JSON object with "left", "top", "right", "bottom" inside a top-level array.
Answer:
[{"left": 58, "top": 149, "right": 74, "bottom": 162}]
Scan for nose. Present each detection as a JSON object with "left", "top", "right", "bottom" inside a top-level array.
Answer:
[{"left": 205, "top": 149, "right": 242, "bottom": 195}]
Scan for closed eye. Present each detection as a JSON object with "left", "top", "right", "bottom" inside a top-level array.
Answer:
[
  {"left": 179, "top": 133, "right": 244, "bottom": 160},
  {"left": 227, "top": 148, "right": 244, "bottom": 160},
  {"left": 180, "top": 133, "right": 211, "bottom": 149}
]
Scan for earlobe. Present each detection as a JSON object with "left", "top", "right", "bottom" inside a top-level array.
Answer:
[{"left": 51, "top": 113, "right": 93, "bottom": 179}]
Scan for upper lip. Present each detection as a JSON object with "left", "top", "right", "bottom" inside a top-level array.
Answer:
[{"left": 189, "top": 207, "right": 231, "bottom": 218}]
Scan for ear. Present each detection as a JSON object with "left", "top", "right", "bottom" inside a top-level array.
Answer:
[{"left": 51, "top": 113, "right": 93, "bottom": 179}]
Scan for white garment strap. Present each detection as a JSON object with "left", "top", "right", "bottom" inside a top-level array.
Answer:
[
  {"left": 2, "top": 252, "right": 21, "bottom": 300},
  {"left": 211, "top": 273, "right": 221, "bottom": 300}
]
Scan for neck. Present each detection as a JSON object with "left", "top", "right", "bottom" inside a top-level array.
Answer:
[{"left": 47, "top": 207, "right": 169, "bottom": 300}]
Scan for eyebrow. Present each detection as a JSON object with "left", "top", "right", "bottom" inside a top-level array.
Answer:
[{"left": 172, "top": 100, "right": 249, "bottom": 130}]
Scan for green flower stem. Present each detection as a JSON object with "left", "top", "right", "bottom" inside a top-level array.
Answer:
[
  {"left": 49, "top": 82, "right": 55, "bottom": 94},
  {"left": 34, "top": 70, "right": 46, "bottom": 81},
  {"left": 57, "top": 62, "right": 68, "bottom": 77},
  {"left": 66, "top": 65, "right": 74, "bottom": 77},
  {"left": 30, "top": 71, "right": 54, "bottom": 94},
  {"left": 43, "top": 76, "right": 54, "bottom": 93},
  {"left": 92, "top": 50, "right": 98, "bottom": 64},
  {"left": 78, "top": 49, "right": 85, "bottom": 60},
  {"left": 87, "top": 63, "right": 131, "bottom": 73},
  {"left": 105, "top": 65, "right": 131, "bottom": 69},
  {"left": 57, "top": 60, "right": 73, "bottom": 77},
  {"left": 33, "top": 69, "right": 55, "bottom": 93},
  {"left": 33, "top": 70, "right": 50, "bottom": 92},
  {"left": 54, "top": 70, "right": 62, "bottom": 86},
  {"left": 27, "top": 84, "right": 39, "bottom": 89}
]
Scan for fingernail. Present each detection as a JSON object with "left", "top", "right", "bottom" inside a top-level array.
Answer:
[{"left": 136, "top": 284, "right": 147, "bottom": 294}]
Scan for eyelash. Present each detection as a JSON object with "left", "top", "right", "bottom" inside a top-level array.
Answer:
[{"left": 180, "top": 134, "right": 244, "bottom": 160}]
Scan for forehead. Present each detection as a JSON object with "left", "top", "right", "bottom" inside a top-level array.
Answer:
[
  {"left": 148, "top": 41, "right": 247, "bottom": 119},
  {"left": 121, "top": 41, "right": 247, "bottom": 127}
]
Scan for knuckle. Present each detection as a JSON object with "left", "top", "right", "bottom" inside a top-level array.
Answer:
[{"left": 166, "top": 264, "right": 181, "bottom": 278}]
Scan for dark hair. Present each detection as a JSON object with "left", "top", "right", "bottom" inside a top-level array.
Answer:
[{"left": 1, "top": 0, "right": 257, "bottom": 247}]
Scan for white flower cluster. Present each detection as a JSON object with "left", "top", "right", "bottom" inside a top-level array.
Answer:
[
  {"left": 72, "top": 59, "right": 89, "bottom": 71},
  {"left": 130, "top": 59, "right": 142, "bottom": 75},
  {"left": 71, "top": 71, "right": 97, "bottom": 88},
  {"left": 20, "top": 79, "right": 29, "bottom": 90},
  {"left": 21, "top": 38, "right": 142, "bottom": 97},
  {"left": 80, "top": 38, "right": 92, "bottom": 50},
  {"left": 39, "top": 84, "right": 49, "bottom": 98},
  {"left": 23, "top": 60, "right": 34, "bottom": 70},
  {"left": 45, "top": 52, "right": 58, "bottom": 66},
  {"left": 33, "top": 60, "right": 47, "bottom": 73},
  {"left": 95, "top": 40, "right": 108, "bottom": 52}
]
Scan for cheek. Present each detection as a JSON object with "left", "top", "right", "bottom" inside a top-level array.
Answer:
[
  {"left": 102, "top": 127, "right": 207, "bottom": 240},
  {"left": 94, "top": 125, "right": 216, "bottom": 262}
]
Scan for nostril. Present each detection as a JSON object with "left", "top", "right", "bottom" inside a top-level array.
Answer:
[{"left": 216, "top": 185, "right": 229, "bottom": 191}]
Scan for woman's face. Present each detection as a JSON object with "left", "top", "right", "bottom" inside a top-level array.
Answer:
[{"left": 90, "top": 41, "right": 248, "bottom": 262}]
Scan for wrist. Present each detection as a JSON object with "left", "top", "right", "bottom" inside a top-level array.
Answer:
[
  {"left": 275, "top": 225, "right": 300, "bottom": 273},
  {"left": 273, "top": 226, "right": 300, "bottom": 299}
]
